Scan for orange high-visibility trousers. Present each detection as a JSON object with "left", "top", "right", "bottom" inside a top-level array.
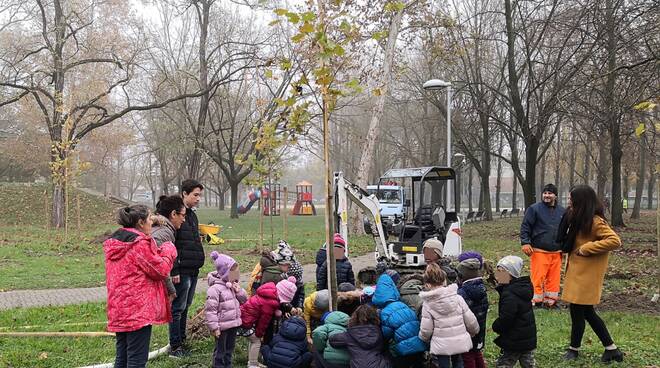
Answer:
[{"left": 530, "top": 251, "right": 562, "bottom": 305}]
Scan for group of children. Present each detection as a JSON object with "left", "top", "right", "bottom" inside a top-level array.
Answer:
[{"left": 204, "top": 234, "right": 538, "bottom": 368}]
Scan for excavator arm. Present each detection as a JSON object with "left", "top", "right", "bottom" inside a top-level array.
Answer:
[{"left": 334, "top": 172, "right": 393, "bottom": 263}]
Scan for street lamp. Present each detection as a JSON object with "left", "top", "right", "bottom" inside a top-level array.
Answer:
[{"left": 423, "top": 79, "right": 453, "bottom": 210}]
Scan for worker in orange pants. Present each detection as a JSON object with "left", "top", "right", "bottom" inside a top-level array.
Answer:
[
  {"left": 520, "top": 184, "right": 566, "bottom": 307},
  {"left": 525, "top": 249, "right": 562, "bottom": 305}
]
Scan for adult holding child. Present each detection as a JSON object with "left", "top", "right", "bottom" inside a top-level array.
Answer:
[
  {"left": 557, "top": 185, "right": 624, "bottom": 363},
  {"left": 151, "top": 195, "right": 187, "bottom": 301},
  {"left": 104, "top": 205, "right": 177, "bottom": 367},
  {"left": 169, "top": 179, "right": 206, "bottom": 357},
  {"left": 520, "top": 183, "right": 565, "bottom": 307}
]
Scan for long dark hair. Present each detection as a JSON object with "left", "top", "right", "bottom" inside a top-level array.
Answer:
[
  {"left": 567, "top": 185, "right": 605, "bottom": 237},
  {"left": 155, "top": 195, "right": 185, "bottom": 219}
]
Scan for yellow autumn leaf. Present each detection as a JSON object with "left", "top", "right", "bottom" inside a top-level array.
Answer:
[{"left": 634, "top": 123, "right": 645, "bottom": 137}]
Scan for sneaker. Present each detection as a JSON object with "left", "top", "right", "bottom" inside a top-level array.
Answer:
[
  {"left": 169, "top": 347, "right": 189, "bottom": 358},
  {"left": 601, "top": 348, "right": 624, "bottom": 364},
  {"left": 563, "top": 349, "right": 579, "bottom": 360}
]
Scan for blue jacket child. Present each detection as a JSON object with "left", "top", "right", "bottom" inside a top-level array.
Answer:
[
  {"left": 372, "top": 274, "right": 427, "bottom": 357},
  {"left": 261, "top": 316, "right": 312, "bottom": 368}
]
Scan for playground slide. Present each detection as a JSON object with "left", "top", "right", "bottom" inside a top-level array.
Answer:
[{"left": 237, "top": 190, "right": 260, "bottom": 215}]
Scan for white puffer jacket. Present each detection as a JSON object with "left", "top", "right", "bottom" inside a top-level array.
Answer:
[{"left": 418, "top": 283, "right": 480, "bottom": 356}]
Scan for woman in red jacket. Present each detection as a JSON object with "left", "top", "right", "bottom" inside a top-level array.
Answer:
[{"left": 104, "top": 205, "right": 178, "bottom": 368}]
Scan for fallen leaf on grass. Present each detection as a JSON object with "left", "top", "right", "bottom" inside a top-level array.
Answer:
[{"left": 39, "top": 352, "right": 48, "bottom": 360}]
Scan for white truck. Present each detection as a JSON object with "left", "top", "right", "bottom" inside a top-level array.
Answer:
[{"left": 366, "top": 184, "right": 406, "bottom": 235}]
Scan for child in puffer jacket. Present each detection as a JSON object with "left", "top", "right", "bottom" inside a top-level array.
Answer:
[
  {"left": 397, "top": 274, "right": 424, "bottom": 317},
  {"left": 205, "top": 251, "right": 248, "bottom": 368},
  {"left": 456, "top": 252, "right": 488, "bottom": 368},
  {"left": 329, "top": 304, "right": 392, "bottom": 368},
  {"left": 372, "top": 274, "right": 427, "bottom": 368},
  {"left": 419, "top": 263, "right": 479, "bottom": 368},
  {"left": 313, "top": 311, "right": 351, "bottom": 368},
  {"left": 261, "top": 316, "right": 312, "bottom": 368},
  {"left": 275, "top": 241, "right": 305, "bottom": 308},
  {"left": 240, "top": 280, "right": 281, "bottom": 368}
]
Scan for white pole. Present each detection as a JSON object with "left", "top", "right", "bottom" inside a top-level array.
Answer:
[{"left": 446, "top": 86, "right": 452, "bottom": 211}]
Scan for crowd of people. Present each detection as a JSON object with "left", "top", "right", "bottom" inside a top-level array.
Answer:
[{"left": 103, "top": 180, "right": 625, "bottom": 368}]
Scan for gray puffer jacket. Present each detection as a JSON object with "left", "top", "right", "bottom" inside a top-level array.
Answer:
[{"left": 151, "top": 215, "right": 177, "bottom": 295}]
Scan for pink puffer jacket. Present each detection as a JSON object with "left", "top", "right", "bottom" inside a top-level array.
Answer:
[
  {"left": 205, "top": 254, "right": 248, "bottom": 332},
  {"left": 419, "top": 283, "right": 480, "bottom": 356}
]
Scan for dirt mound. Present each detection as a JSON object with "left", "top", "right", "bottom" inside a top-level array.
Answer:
[
  {"left": 599, "top": 291, "right": 660, "bottom": 314},
  {"left": 612, "top": 247, "right": 657, "bottom": 257}
]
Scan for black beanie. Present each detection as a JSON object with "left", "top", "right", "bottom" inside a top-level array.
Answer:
[{"left": 542, "top": 183, "right": 558, "bottom": 196}]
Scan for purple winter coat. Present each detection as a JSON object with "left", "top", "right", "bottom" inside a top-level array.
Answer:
[{"left": 205, "top": 254, "right": 248, "bottom": 332}]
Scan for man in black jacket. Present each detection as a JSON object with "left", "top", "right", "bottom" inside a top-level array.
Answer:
[{"left": 169, "top": 179, "right": 205, "bottom": 357}]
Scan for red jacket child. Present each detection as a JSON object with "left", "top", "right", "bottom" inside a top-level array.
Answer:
[{"left": 240, "top": 282, "right": 281, "bottom": 337}]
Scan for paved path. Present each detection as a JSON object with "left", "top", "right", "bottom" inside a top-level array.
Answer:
[{"left": 0, "top": 253, "right": 376, "bottom": 311}]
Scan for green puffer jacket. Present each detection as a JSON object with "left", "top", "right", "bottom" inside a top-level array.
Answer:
[
  {"left": 312, "top": 311, "right": 351, "bottom": 366},
  {"left": 399, "top": 274, "right": 424, "bottom": 317}
]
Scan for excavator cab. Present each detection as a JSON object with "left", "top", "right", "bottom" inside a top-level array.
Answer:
[{"left": 378, "top": 167, "right": 462, "bottom": 266}]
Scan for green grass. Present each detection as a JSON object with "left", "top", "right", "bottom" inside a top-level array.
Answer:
[{"left": 0, "top": 294, "right": 658, "bottom": 366}]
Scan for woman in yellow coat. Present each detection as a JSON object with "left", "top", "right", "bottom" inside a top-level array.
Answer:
[{"left": 557, "top": 185, "right": 624, "bottom": 364}]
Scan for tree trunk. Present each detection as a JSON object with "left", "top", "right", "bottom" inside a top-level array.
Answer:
[
  {"left": 219, "top": 190, "right": 226, "bottom": 211},
  {"left": 523, "top": 138, "right": 540, "bottom": 208},
  {"left": 352, "top": 7, "right": 404, "bottom": 234},
  {"left": 230, "top": 181, "right": 239, "bottom": 219},
  {"left": 597, "top": 137, "right": 608, "bottom": 199},
  {"left": 480, "top": 126, "right": 492, "bottom": 220},
  {"left": 584, "top": 141, "right": 591, "bottom": 186},
  {"left": 605, "top": 0, "right": 624, "bottom": 226},
  {"left": 647, "top": 160, "right": 656, "bottom": 210},
  {"left": 569, "top": 122, "right": 577, "bottom": 188},
  {"left": 455, "top": 169, "right": 461, "bottom": 214},
  {"left": 539, "top": 154, "right": 546, "bottom": 193},
  {"left": 496, "top": 134, "right": 504, "bottom": 212},
  {"left": 512, "top": 169, "right": 518, "bottom": 209},
  {"left": 188, "top": 0, "right": 212, "bottom": 180},
  {"left": 631, "top": 143, "right": 646, "bottom": 219},
  {"left": 554, "top": 124, "right": 561, "bottom": 203},
  {"left": 468, "top": 165, "right": 474, "bottom": 212}
]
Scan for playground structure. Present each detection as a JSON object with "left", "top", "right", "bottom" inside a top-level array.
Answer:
[{"left": 237, "top": 181, "right": 316, "bottom": 216}]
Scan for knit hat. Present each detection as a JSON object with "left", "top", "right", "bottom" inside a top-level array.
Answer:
[
  {"left": 210, "top": 251, "right": 236, "bottom": 282},
  {"left": 274, "top": 240, "right": 295, "bottom": 264},
  {"left": 314, "top": 289, "right": 330, "bottom": 310},
  {"left": 333, "top": 233, "right": 346, "bottom": 248},
  {"left": 422, "top": 237, "right": 444, "bottom": 258},
  {"left": 542, "top": 183, "right": 558, "bottom": 196},
  {"left": 384, "top": 269, "right": 400, "bottom": 285},
  {"left": 457, "top": 251, "right": 484, "bottom": 267},
  {"left": 338, "top": 282, "right": 356, "bottom": 292},
  {"left": 457, "top": 258, "right": 483, "bottom": 281},
  {"left": 497, "top": 255, "right": 523, "bottom": 278},
  {"left": 276, "top": 276, "right": 298, "bottom": 303}
]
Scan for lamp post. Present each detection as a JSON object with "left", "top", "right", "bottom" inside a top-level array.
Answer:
[{"left": 423, "top": 79, "right": 453, "bottom": 210}]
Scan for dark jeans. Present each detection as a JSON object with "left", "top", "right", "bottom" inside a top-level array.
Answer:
[
  {"left": 432, "top": 354, "right": 464, "bottom": 368},
  {"left": 569, "top": 304, "right": 614, "bottom": 348},
  {"left": 169, "top": 273, "right": 198, "bottom": 348},
  {"left": 213, "top": 327, "right": 238, "bottom": 368},
  {"left": 115, "top": 325, "right": 152, "bottom": 368}
]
